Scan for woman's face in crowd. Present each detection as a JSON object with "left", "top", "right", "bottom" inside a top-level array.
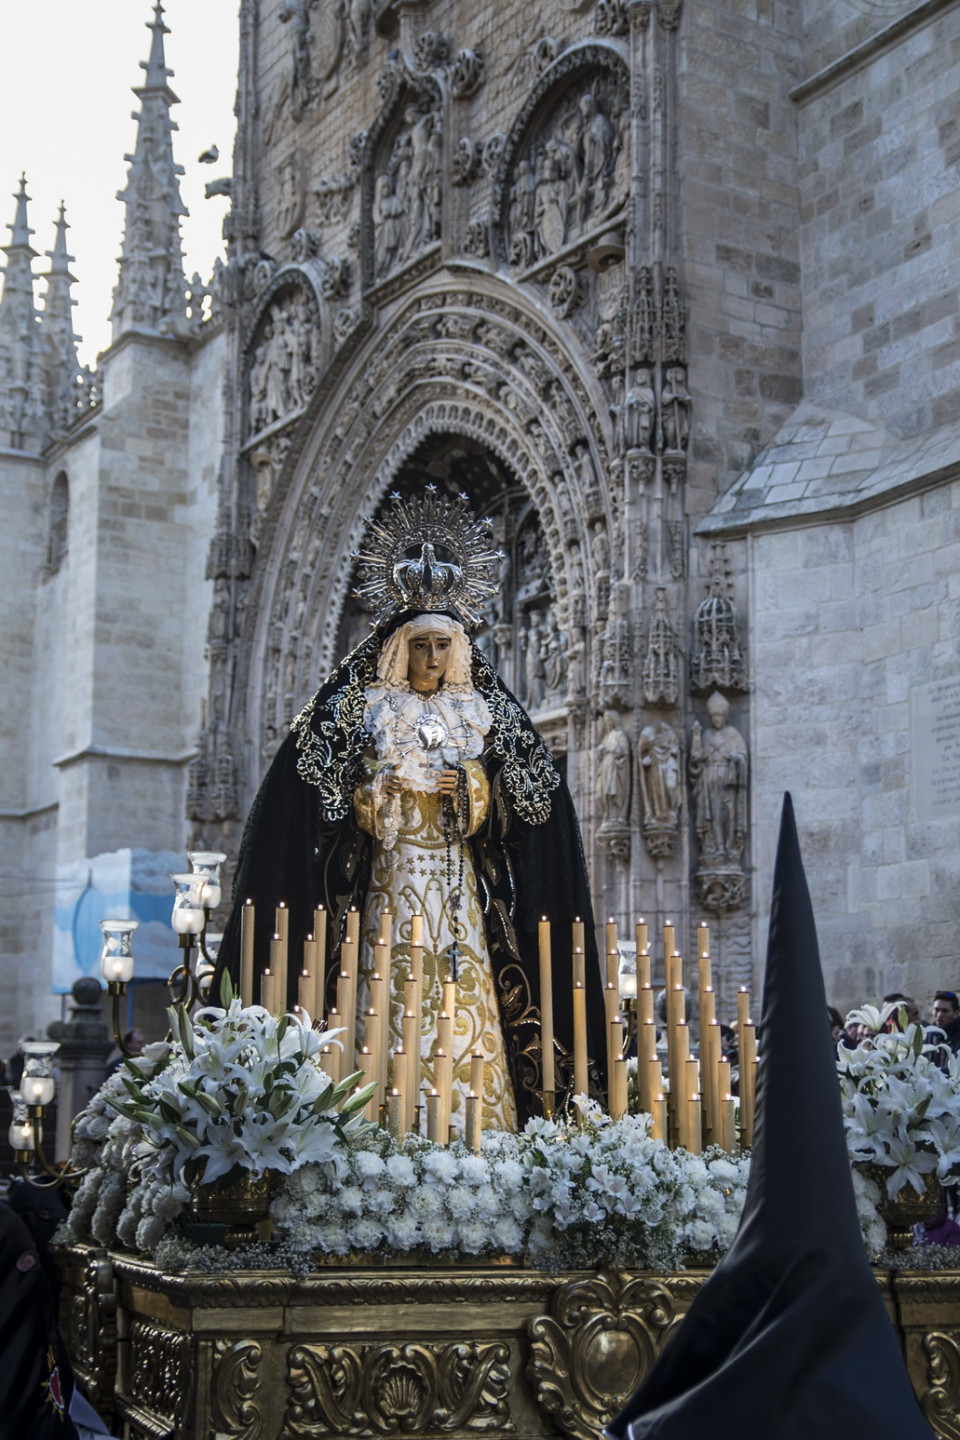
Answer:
[{"left": 407, "top": 630, "right": 451, "bottom": 691}]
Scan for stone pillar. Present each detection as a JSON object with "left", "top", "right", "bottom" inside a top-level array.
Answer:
[{"left": 52, "top": 977, "right": 112, "bottom": 1162}]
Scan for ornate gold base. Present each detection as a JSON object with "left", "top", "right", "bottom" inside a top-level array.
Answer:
[{"left": 55, "top": 1245, "right": 960, "bottom": 1440}]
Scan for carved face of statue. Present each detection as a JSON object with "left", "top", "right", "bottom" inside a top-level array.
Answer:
[
  {"left": 406, "top": 629, "right": 452, "bottom": 693},
  {"left": 706, "top": 693, "right": 730, "bottom": 729}
]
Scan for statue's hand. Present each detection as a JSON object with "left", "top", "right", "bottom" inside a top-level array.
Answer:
[
  {"left": 384, "top": 770, "right": 403, "bottom": 796},
  {"left": 436, "top": 769, "right": 461, "bottom": 795}
]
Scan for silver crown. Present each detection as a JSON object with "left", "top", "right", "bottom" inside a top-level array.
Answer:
[{"left": 353, "top": 486, "right": 502, "bottom": 628}]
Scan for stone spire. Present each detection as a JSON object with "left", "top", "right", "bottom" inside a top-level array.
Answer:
[
  {"left": 0, "top": 174, "right": 46, "bottom": 452},
  {"left": 39, "top": 203, "right": 82, "bottom": 435},
  {"left": 110, "top": 1, "right": 188, "bottom": 341}
]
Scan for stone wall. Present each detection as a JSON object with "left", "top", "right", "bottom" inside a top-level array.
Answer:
[
  {"left": 749, "top": 477, "right": 960, "bottom": 1014},
  {"left": 797, "top": 2, "right": 960, "bottom": 437}
]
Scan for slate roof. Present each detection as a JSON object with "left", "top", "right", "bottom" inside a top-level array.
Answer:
[{"left": 698, "top": 402, "right": 960, "bottom": 535}]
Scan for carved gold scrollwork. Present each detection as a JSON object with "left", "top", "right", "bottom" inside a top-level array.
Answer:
[
  {"left": 526, "top": 1272, "right": 676, "bottom": 1440},
  {"left": 129, "top": 1320, "right": 190, "bottom": 1422},
  {"left": 284, "top": 1340, "right": 512, "bottom": 1435},
  {"left": 212, "top": 1338, "right": 264, "bottom": 1440},
  {"left": 922, "top": 1332, "right": 960, "bottom": 1440}
]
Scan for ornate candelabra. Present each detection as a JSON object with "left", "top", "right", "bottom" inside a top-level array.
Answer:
[{"left": 12, "top": 851, "right": 226, "bottom": 1189}]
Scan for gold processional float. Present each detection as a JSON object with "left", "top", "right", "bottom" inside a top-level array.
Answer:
[{"left": 11, "top": 855, "right": 960, "bottom": 1439}]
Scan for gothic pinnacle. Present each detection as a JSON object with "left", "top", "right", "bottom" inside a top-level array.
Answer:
[
  {"left": 6, "top": 173, "right": 37, "bottom": 257},
  {"left": 110, "top": 0, "right": 188, "bottom": 341},
  {"left": 138, "top": 1, "right": 180, "bottom": 105}
]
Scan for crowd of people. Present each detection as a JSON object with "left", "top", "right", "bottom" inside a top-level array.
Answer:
[{"left": 828, "top": 989, "right": 960, "bottom": 1055}]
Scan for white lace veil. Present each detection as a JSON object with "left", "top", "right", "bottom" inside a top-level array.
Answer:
[{"left": 375, "top": 614, "right": 473, "bottom": 687}]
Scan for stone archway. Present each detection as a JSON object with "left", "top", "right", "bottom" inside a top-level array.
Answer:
[{"left": 238, "top": 278, "right": 622, "bottom": 789}]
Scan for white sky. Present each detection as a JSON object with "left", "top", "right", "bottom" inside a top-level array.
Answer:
[{"left": 0, "top": 0, "right": 240, "bottom": 366}]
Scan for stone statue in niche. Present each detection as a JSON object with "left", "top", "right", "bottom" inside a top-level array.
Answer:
[
  {"left": 543, "top": 607, "right": 568, "bottom": 701},
  {"left": 277, "top": 152, "right": 305, "bottom": 238},
  {"left": 596, "top": 709, "right": 631, "bottom": 824},
  {"left": 514, "top": 523, "right": 550, "bottom": 605},
  {"left": 690, "top": 692, "right": 748, "bottom": 870},
  {"left": 505, "top": 71, "right": 627, "bottom": 267},
  {"left": 661, "top": 366, "right": 691, "bottom": 452},
  {"left": 624, "top": 371, "right": 656, "bottom": 453},
  {"left": 638, "top": 720, "right": 681, "bottom": 857},
  {"left": 520, "top": 609, "right": 548, "bottom": 712},
  {"left": 591, "top": 520, "right": 611, "bottom": 577}
]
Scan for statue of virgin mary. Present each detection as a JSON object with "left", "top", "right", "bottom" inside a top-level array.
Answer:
[{"left": 215, "top": 488, "right": 606, "bottom": 1127}]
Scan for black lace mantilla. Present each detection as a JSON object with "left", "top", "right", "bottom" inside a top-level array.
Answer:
[{"left": 290, "top": 628, "right": 560, "bottom": 826}]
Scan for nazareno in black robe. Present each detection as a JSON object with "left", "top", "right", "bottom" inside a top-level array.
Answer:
[
  {"left": 604, "top": 795, "right": 934, "bottom": 1440},
  {"left": 214, "top": 615, "right": 607, "bottom": 1123},
  {"left": 0, "top": 1201, "right": 79, "bottom": 1440}
]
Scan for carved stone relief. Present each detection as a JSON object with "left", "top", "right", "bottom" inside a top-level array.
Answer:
[
  {"left": 245, "top": 282, "right": 320, "bottom": 445},
  {"left": 691, "top": 543, "right": 748, "bottom": 694},
  {"left": 501, "top": 67, "right": 629, "bottom": 272},
  {"left": 372, "top": 101, "right": 443, "bottom": 282},
  {"left": 641, "top": 586, "right": 680, "bottom": 707}
]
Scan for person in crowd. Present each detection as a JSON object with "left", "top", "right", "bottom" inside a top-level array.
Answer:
[
  {"left": 827, "top": 1007, "right": 844, "bottom": 1045},
  {"left": 840, "top": 1014, "right": 861, "bottom": 1049},
  {"left": 0, "top": 1200, "right": 110, "bottom": 1439},
  {"left": 881, "top": 992, "right": 921, "bottom": 1030},
  {"left": 927, "top": 991, "right": 960, "bottom": 1055}
]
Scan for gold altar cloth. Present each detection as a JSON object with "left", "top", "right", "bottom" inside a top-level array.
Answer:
[{"left": 55, "top": 1244, "right": 960, "bottom": 1440}]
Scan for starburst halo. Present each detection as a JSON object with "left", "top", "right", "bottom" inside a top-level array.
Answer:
[{"left": 352, "top": 486, "right": 503, "bottom": 629}]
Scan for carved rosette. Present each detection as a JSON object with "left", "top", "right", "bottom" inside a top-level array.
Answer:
[
  {"left": 922, "top": 1331, "right": 960, "bottom": 1439},
  {"left": 526, "top": 1272, "right": 677, "bottom": 1440},
  {"left": 284, "top": 1340, "right": 512, "bottom": 1435},
  {"left": 211, "top": 1338, "right": 264, "bottom": 1440}
]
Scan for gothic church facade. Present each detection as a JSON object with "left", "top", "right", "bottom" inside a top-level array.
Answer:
[{"left": 1, "top": 0, "right": 958, "bottom": 1054}]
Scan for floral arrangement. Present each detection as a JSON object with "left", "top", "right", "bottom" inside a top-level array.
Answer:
[
  {"left": 271, "top": 1101, "right": 750, "bottom": 1271},
  {"left": 64, "top": 995, "right": 903, "bottom": 1267},
  {"left": 838, "top": 1001, "right": 960, "bottom": 1201},
  {"left": 65, "top": 995, "right": 371, "bottom": 1254}
]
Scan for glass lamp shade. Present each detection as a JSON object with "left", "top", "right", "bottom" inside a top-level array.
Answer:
[
  {"left": 9, "top": 1093, "right": 34, "bottom": 1151},
  {"left": 203, "top": 931, "right": 223, "bottom": 963},
  {"left": 187, "top": 851, "right": 227, "bottom": 911},
  {"left": 20, "top": 1072, "right": 55, "bottom": 1106},
  {"left": 20, "top": 1041, "right": 59, "bottom": 1107},
  {"left": 619, "top": 971, "right": 638, "bottom": 1001},
  {"left": 171, "top": 873, "right": 207, "bottom": 935},
  {"left": 99, "top": 918, "right": 138, "bottom": 984}
]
